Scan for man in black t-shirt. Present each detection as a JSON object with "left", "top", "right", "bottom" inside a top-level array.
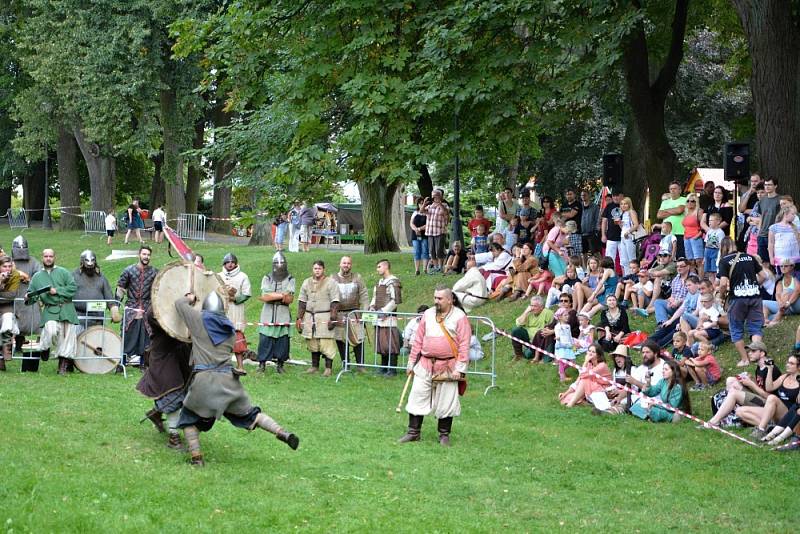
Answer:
[
  {"left": 560, "top": 188, "right": 582, "bottom": 234},
  {"left": 718, "top": 250, "right": 766, "bottom": 367},
  {"left": 601, "top": 190, "right": 624, "bottom": 264},
  {"left": 704, "top": 341, "right": 780, "bottom": 428}
]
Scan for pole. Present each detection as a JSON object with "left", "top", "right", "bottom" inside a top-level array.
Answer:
[
  {"left": 43, "top": 147, "right": 52, "bottom": 230},
  {"left": 450, "top": 112, "right": 463, "bottom": 246}
]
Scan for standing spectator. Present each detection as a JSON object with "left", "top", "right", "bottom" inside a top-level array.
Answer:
[
  {"left": 496, "top": 187, "right": 519, "bottom": 234},
  {"left": 560, "top": 189, "right": 582, "bottom": 234},
  {"left": 565, "top": 221, "right": 582, "bottom": 258},
  {"left": 618, "top": 197, "right": 641, "bottom": 275},
  {"left": 471, "top": 225, "right": 489, "bottom": 255},
  {"left": 503, "top": 215, "right": 520, "bottom": 250},
  {"left": 288, "top": 201, "right": 302, "bottom": 253},
  {"left": 124, "top": 199, "right": 145, "bottom": 245},
  {"left": 580, "top": 190, "right": 601, "bottom": 258},
  {"left": 298, "top": 202, "right": 316, "bottom": 253},
  {"left": 657, "top": 181, "right": 687, "bottom": 259},
  {"left": 718, "top": 237, "right": 766, "bottom": 368},
  {"left": 756, "top": 177, "right": 781, "bottom": 264},
  {"left": 467, "top": 205, "right": 492, "bottom": 237},
  {"left": 702, "top": 213, "right": 725, "bottom": 281},
  {"left": 601, "top": 190, "right": 624, "bottom": 266},
  {"left": 538, "top": 196, "right": 557, "bottom": 230},
  {"left": 424, "top": 189, "right": 449, "bottom": 274},
  {"left": 702, "top": 186, "right": 734, "bottom": 233},
  {"left": 274, "top": 212, "right": 289, "bottom": 252},
  {"left": 151, "top": 204, "right": 166, "bottom": 244},
  {"left": 745, "top": 184, "right": 767, "bottom": 255},
  {"left": 682, "top": 193, "right": 705, "bottom": 278},
  {"left": 105, "top": 207, "right": 117, "bottom": 246},
  {"left": 409, "top": 198, "right": 429, "bottom": 276},
  {"left": 698, "top": 180, "right": 716, "bottom": 212},
  {"left": 737, "top": 173, "right": 763, "bottom": 250},
  {"left": 768, "top": 205, "right": 800, "bottom": 269}
]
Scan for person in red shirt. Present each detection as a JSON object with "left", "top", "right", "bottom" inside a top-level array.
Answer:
[{"left": 467, "top": 205, "right": 492, "bottom": 238}]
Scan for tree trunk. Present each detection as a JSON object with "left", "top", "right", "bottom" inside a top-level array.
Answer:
[
  {"left": 417, "top": 164, "right": 433, "bottom": 200},
  {"left": 619, "top": 0, "right": 688, "bottom": 221},
  {"left": 732, "top": 0, "right": 800, "bottom": 198},
  {"left": 507, "top": 147, "right": 521, "bottom": 191},
  {"left": 391, "top": 184, "right": 407, "bottom": 248},
  {"left": 73, "top": 126, "right": 115, "bottom": 212},
  {"left": 248, "top": 216, "right": 273, "bottom": 246},
  {"left": 358, "top": 179, "right": 400, "bottom": 253},
  {"left": 211, "top": 107, "right": 233, "bottom": 235},
  {"left": 22, "top": 161, "right": 46, "bottom": 221},
  {"left": 0, "top": 187, "right": 11, "bottom": 216},
  {"left": 160, "top": 87, "right": 186, "bottom": 219},
  {"left": 57, "top": 125, "right": 82, "bottom": 230},
  {"left": 185, "top": 118, "right": 205, "bottom": 213},
  {"left": 149, "top": 150, "right": 165, "bottom": 211}
]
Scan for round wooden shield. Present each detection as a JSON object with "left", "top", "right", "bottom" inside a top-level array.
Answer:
[
  {"left": 74, "top": 326, "right": 122, "bottom": 374},
  {"left": 151, "top": 261, "right": 225, "bottom": 342}
]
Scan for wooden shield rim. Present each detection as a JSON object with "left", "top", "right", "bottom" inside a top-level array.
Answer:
[{"left": 74, "top": 325, "right": 122, "bottom": 375}]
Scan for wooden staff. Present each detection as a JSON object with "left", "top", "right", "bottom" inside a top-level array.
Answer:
[{"left": 396, "top": 373, "right": 412, "bottom": 413}]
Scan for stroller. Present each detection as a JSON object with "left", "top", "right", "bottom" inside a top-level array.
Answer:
[{"left": 637, "top": 231, "right": 662, "bottom": 269}]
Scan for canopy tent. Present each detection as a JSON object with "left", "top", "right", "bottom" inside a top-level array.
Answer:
[
  {"left": 685, "top": 168, "right": 736, "bottom": 194},
  {"left": 335, "top": 203, "right": 415, "bottom": 244},
  {"left": 315, "top": 202, "right": 338, "bottom": 213}
]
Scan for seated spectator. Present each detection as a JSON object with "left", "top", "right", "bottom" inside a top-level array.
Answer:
[
  {"left": 574, "top": 255, "right": 602, "bottom": 310},
  {"left": 452, "top": 260, "right": 488, "bottom": 314},
  {"left": 467, "top": 205, "right": 492, "bottom": 238},
  {"left": 471, "top": 224, "right": 489, "bottom": 255},
  {"left": 629, "top": 359, "right": 691, "bottom": 422},
  {"left": 545, "top": 263, "right": 582, "bottom": 308},
  {"left": 762, "top": 403, "right": 800, "bottom": 447},
  {"left": 542, "top": 215, "right": 569, "bottom": 277},
  {"left": 492, "top": 242, "right": 538, "bottom": 302},
  {"left": 652, "top": 257, "right": 691, "bottom": 326},
  {"left": 665, "top": 331, "right": 692, "bottom": 379},
  {"left": 510, "top": 296, "right": 554, "bottom": 362},
  {"left": 655, "top": 274, "right": 699, "bottom": 337},
  {"left": 629, "top": 270, "right": 654, "bottom": 315},
  {"left": 647, "top": 250, "right": 677, "bottom": 305},
  {"left": 479, "top": 243, "right": 514, "bottom": 293},
  {"left": 525, "top": 266, "right": 553, "bottom": 300},
  {"left": 616, "top": 259, "right": 641, "bottom": 303},
  {"left": 764, "top": 261, "right": 800, "bottom": 326},
  {"left": 605, "top": 345, "right": 633, "bottom": 412},
  {"left": 580, "top": 256, "right": 619, "bottom": 318},
  {"left": 657, "top": 221, "right": 677, "bottom": 261},
  {"left": 685, "top": 341, "right": 722, "bottom": 390},
  {"left": 625, "top": 340, "right": 666, "bottom": 395},
  {"left": 736, "top": 354, "right": 800, "bottom": 440},
  {"left": 575, "top": 312, "right": 594, "bottom": 355},
  {"left": 596, "top": 295, "right": 630, "bottom": 353},
  {"left": 704, "top": 341, "right": 779, "bottom": 429},
  {"left": 442, "top": 240, "right": 468, "bottom": 275},
  {"left": 558, "top": 343, "right": 611, "bottom": 407}
]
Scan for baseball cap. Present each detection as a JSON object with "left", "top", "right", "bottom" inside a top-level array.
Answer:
[{"left": 745, "top": 341, "right": 767, "bottom": 352}]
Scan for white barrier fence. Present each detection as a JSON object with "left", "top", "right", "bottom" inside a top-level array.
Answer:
[
  {"left": 338, "top": 309, "right": 498, "bottom": 395},
  {"left": 176, "top": 213, "right": 206, "bottom": 241},
  {"left": 7, "top": 208, "right": 28, "bottom": 230},
  {"left": 83, "top": 210, "right": 107, "bottom": 236}
]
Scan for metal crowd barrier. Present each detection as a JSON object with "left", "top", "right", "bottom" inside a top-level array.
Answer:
[
  {"left": 82, "top": 210, "right": 107, "bottom": 236},
  {"left": 7, "top": 208, "right": 28, "bottom": 230},
  {"left": 176, "top": 213, "right": 206, "bottom": 241},
  {"left": 337, "top": 309, "right": 498, "bottom": 395},
  {"left": 10, "top": 298, "right": 127, "bottom": 376}
]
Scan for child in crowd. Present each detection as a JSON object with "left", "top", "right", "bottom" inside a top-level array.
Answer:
[
  {"left": 105, "top": 209, "right": 117, "bottom": 246},
  {"left": 569, "top": 255, "right": 586, "bottom": 279},
  {"left": 504, "top": 216, "right": 520, "bottom": 250},
  {"left": 574, "top": 313, "right": 594, "bottom": 355},
  {"left": 666, "top": 331, "right": 692, "bottom": 379},
  {"left": 685, "top": 341, "right": 721, "bottom": 391},
  {"left": 657, "top": 221, "right": 677, "bottom": 261},
  {"left": 703, "top": 213, "right": 725, "bottom": 281},
  {"left": 630, "top": 270, "right": 654, "bottom": 316},
  {"left": 553, "top": 308, "right": 576, "bottom": 382},
  {"left": 617, "top": 259, "right": 641, "bottom": 303},
  {"left": 687, "top": 294, "right": 723, "bottom": 345},
  {"left": 565, "top": 221, "right": 582, "bottom": 258},
  {"left": 518, "top": 213, "right": 534, "bottom": 244},
  {"left": 472, "top": 224, "right": 489, "bottom": 255},
  {"left": 526, "top": 267, "right": 553, "bottom": 298}
]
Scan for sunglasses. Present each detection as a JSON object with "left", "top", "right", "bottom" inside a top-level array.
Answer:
[
  {"left": 687, "top": 200, "right": 696, "bottom": 203},
  {"left": 559, "top": 299, "right": 571, "bottom": 303}
]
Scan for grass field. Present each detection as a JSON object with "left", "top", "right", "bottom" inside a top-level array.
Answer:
[{"left": 0, "top": 228, "right": 797, "bottom": 532}]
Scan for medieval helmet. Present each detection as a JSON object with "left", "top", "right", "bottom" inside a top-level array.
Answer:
[
  {"left": 11, "top": 235, "right": 28, "bottom": 261},
  {"left": 222, "top": 252, "right": 238, "bottom": 266},
  {"left": 271, "top": 251, "right": 288, "bottom": 282},
  {"left": 201, "top": 290, "right": 225, "bottom": 313},
  {"left": 80, "top": 250, "right": 97, "bottom": 270}
]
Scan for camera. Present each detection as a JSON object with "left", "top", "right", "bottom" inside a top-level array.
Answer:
[{"left": 765, "top": 359, "right": 774, "bottom": 366}]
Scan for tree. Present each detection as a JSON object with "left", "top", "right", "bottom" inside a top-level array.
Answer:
[{"left": 731, "top": 0, "right": 800, "bottom": 196}]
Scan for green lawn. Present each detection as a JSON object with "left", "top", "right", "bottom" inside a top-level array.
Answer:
[{"left": 0, "top": 228, "right": 797, "bottom": 532}]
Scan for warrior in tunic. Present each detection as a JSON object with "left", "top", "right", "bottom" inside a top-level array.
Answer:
[
  {"left": 72, "top": 250, "right": 121, "bottom": 331},
  {"left": 296, "top": 260, "right": 340, "bottom": 377},
  {"left": 369, "top": 259, "right": 402, "bottom": 376},
  {"left": 136, "top": 309, "right": 192, "bottom": 449},
  {"left": 176, "top": 291, "right": 299, "bottom": 467},
  {"left": 399, "top": 287, "right": 472, "bottom": 447},
  {"left": 331, "top": 256, "right": 368, "bottom": 369},
  {"left": 256, "top": 252, "right": 295, "bottom": 374},
  {"left": 116, "top": 245, "right": 158, "bottom": 367},
  {"left": 218, "top": 253, "right": 252, "bottom": 374},
  {"left": 10, "top": 236, "right": 43, "bottom": 372},
  {"left": 26, "top": 249, "right": 79, "bottom": 376},
  {"left": 0, "top": 255, "right": 21, "bottom": 370}
]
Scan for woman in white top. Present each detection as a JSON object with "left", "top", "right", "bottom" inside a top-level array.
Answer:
[{"left": 618, "top": 197, "right": 640, "bottom": 275}]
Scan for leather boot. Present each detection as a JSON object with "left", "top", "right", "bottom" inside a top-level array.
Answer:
[
  {"left": 512, "top": 341, "right": 525, "bottom": 362},
  {"left": 438, "top": 417, "right": 453, "bottom": 447},
  {"left": 141, "top": 408, "right": 166, "bottom": 433},
  {"left": 2, "top": 342, "right": 12, "bottom": 361},
  {"left": 276, "top": 429, "right": 300, "bottom": 450},
  {"left": 353, "top": 343, "right": 366, "bottom": 372},
  {"left": 167, "top": 432, "right": 184, "bottom": 450},
  {"left": 190, "top": 452, "right": 205, "bottom": 467},
  {"left": 376, "top": 354, "right": 389, "bottom": 375},
  {"left": 322, "top": 357, "right": 333, "bottom": 377},
  {"left": 0, "top": 358, "right": 5, "bottom": 371},
  {"left": 258, "top": 361, "right": 266, "bottom": 373},
  {"left": 306, "top": 352, "right": 320, "bottom": 374},
  {"left": 398, "top": 414, "right": 423, "bottom": 443},
  {"left": 57, "top": 357, "right": 68, "bottom": 376},
  {"left": 276, "top": 360, "right": 285, "bottom": 374},
  {"left": 385, "top": 354, "right": 398, "bottom": 377}
]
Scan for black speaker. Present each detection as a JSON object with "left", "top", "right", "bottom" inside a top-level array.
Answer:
[
  {"left": 723, "top": 142, "right": 750, "bottom": 183},
  {"left": 602, "top": 153, "right": 623, "bottom": 189}
]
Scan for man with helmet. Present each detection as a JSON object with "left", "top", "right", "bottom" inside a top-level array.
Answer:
[
  {"left": 296, "top": 260, "right": 340, "bottom": 377},
  {"left": 256, "top": 251, "right": 295, "bottom": 374},
  {"left": 10, "top": 236, "right": 44, "bottom": 372},
  {"left": 25, "top": 249, "right": 79, "bottom": 376},
  {"left": 175, "top": 290, "right": 300, "bottom": 467},
  {"left": 73, "top": 250, "right": 122, "bottom": 331},
  {"left": 331, "top": 256, "right": 368, "bottom": 370},
  {"left": 218, "top": 253, "right": 251, "bottom": 374},
  {"left": 0, "top": 255, "right": 22, "bottom": 370},
  {"left": 116, "top": 245, "right": 158, "bottom": 368}
]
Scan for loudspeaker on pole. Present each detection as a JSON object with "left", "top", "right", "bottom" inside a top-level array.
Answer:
[
  {"left": 602, "top": 153, "right": 623, "bottom": 190},
  {"left": 723, "top": 142, "right": 750, "bottom": 184}
]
